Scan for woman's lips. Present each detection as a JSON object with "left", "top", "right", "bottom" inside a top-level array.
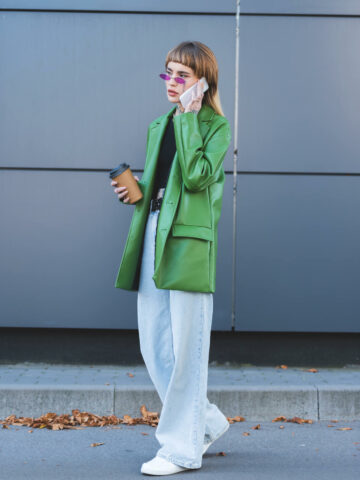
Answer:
[{"left": 168, "top": 90, "right": 178, "bottom": 96}]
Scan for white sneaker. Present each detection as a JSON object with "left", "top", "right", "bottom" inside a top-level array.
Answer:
[
  {"left": 141, "top": 455, "right": 189, "bottom": 475},
  {"left": 202, "top": 421, "right": 230, "bottom": 455}
]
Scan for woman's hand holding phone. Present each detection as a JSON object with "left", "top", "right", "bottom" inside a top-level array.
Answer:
[
  {"left": 111, "top": 176, "right": 140, "bottom": 203},
  {"left": 174, "top": 79, "right": 205, "bottom": 116},
  {"left": 183, "top": 81, "right": 204, "bottom": 114}
]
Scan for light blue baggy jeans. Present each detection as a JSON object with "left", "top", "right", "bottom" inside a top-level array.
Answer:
[{"left": 137, "top": 209, "right": 229, "bottom": 469}]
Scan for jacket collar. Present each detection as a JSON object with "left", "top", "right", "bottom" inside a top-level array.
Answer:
[{"left": 151, "top": 103, "right": 215, "bottom": 129}]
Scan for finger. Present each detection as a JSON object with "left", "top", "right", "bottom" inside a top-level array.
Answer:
[{"left": 117, "top": 188, "right": 128, "bottom": 197}]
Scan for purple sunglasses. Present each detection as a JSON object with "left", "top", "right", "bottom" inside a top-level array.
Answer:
[{"left": 159, "top": 73, "right": 186, "bottom": 84}]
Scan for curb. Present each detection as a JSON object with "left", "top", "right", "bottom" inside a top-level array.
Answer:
[{"left": 1, "top": 383, "right": 359, "bottom": 421}]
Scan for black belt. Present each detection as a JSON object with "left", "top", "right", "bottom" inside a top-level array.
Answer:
[{"left": 150, "top": 197, "right": 163, "bottom": 211}]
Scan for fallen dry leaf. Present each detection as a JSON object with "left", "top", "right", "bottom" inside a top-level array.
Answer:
[
  {"left": 243, "top": 432, "right": 250, "bottom": 436},
  {"left": 140, "top": 405, "right": 159, "bottom": 421},
  {"left": 272, "top": 416, "right": 287, "bottom": 422},
  {"left": 127, "top": 373, "right": 134, "bottom": 377},
  {"left": 252, "top": 424, "right": 261, "bottom": 430},
  {"left": 272, "top": 416, "right": 313, "bottom": 424},
  {"left": 216, "top": 451, "right": 226, "bottom": 456},
  {"left": 227, "top": 415, "right": 245, "bottom": 424},
  {"left": 306, "top": 368, "right": 318, "bottom": 373},
  {"left": 90, "top": 442, "right": 104, "bottom": 447},
  {"left": 122, "top": 415, "right": 136, "bottom": 425},
  {"left": 336, "top": 427, "right": 352, "bottom": 431},
  {"left": 289, "top": 416, "right": 313, "bottom": 424}
]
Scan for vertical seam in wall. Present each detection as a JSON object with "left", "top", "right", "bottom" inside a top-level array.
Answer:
[
  {"left": 113, "top": 383, "right": 116, "bottom": 415},
  {"left": 231, "top": 0, "right": 241, "bottom": 330},
  {"left": 316, "top": 386, "right": 320, "bottom": 421}
]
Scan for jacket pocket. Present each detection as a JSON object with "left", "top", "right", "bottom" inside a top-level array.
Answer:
[
  {"left": 172, "top": 183, "right": 212, "bottom": 229},
  {"left": 171, "top": 223, "right": 213, "bottom": 241},
  {"left": 157, "top": 228, "right": 212, "bottom": 292}
]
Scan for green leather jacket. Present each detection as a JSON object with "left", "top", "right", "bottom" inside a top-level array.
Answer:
[{"left": 114, "top": 103, "right": 232, "bottom": 293}]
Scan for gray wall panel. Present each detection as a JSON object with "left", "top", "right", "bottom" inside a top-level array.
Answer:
[
  {"left": 212, "top": 174, "right": 233, "bottom": 330},
  {"left": 235, "top": 174, "right": 360, "bottom": 332},
  {"left": 243, "top": 0, "right": 360, "bottom": 15},
  {"left": 0, "top": 0, "right": 236, "bottom": 14},
  {"left": 239, "top": 14, "right": 360, "bottom": 173},
  {"left": 0, "top": 170, "right": 233, "bottom": 330},
  {"left": 0, "top": 170, "right": 137, "bottom": 329},
  {"left": 0, "top": 11, "right": 234, "bottom": 170}
]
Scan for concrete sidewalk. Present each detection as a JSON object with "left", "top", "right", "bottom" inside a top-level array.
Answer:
[{"left": 0, "top": 362, "right": 359, "bottom": 421}]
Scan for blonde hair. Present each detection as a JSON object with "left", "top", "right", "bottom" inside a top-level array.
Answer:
[{"left": 165, "top": 41, "right": 225, "bottom": 117}]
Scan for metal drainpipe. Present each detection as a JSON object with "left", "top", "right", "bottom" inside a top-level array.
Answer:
[{"left": 231, "top": 0, "right": 241, "bottom": 331}]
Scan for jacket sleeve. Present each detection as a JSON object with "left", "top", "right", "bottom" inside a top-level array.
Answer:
[{"left": 172, "top": 112, "right": 232, "bottom": 192}]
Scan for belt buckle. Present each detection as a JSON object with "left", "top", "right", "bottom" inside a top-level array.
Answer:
[
  {"left": 151, "top": 197, "right": 162, "bottom": 211},
  {"left": 151, "top": 188, "right": 165, "bottom": 211}
]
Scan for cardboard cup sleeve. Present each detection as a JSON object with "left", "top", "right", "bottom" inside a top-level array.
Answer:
[{"left": 109, "top": 163, "right": 143, "bottom": 204}]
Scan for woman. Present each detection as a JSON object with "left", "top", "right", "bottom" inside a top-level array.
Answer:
[{"left": 110, "top": 41, "right": 232, "bottom": 475}]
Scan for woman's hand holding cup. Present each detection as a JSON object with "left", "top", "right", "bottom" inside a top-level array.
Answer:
[
  {"left": 111, "top": 176, "right": 140, "bottom": 203},
  {"left": 109, "top": 162, "right": 143, "bottom": 204}
]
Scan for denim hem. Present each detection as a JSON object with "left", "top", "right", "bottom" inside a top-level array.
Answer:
[
  {"left": 206, "top": 420, "right": 230, "bottom": 444},
  {"left": 156, "top": 452, "right": 202, "bottom": 470}
]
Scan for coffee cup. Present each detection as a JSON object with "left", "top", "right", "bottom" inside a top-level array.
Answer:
[{"left": 109, "top": 163, "right": 143, "bottom": 204}]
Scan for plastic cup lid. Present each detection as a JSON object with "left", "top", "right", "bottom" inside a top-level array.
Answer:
[{"left": 109, "top": 163, "right": 130, "bottom": 178}]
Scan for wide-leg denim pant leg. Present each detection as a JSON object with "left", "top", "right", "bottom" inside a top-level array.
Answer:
[{"left": 137, "top": 209, "right": 229, "bottom": 469}]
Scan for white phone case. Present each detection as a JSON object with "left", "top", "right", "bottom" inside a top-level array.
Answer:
[{"left": 179, "top": 77, "right": 209, "bottom": 109}]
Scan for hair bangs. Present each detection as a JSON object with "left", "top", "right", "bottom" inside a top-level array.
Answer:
[{"left": 165, "top": 46, "right": 197, "bottom": 73}]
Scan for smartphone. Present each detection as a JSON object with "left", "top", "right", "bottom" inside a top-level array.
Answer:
[{"left": 179, "top": 77, "right": 209, "bottom": 110}]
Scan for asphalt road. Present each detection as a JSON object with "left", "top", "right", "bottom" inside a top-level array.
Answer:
[{"left": 0, "top": 420, "right": 359, "bottom": 479}]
